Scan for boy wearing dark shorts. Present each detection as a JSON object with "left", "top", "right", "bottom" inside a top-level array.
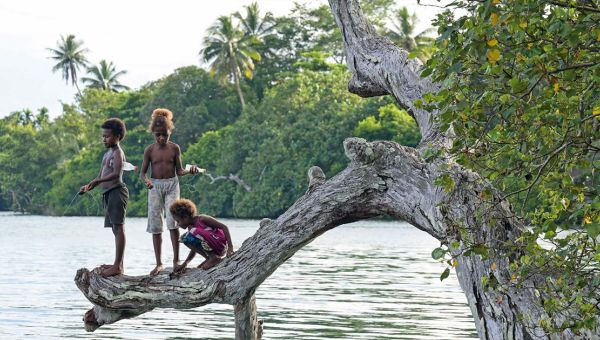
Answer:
[{"left": 79, "top": 118, "right": 129, "bottom": 277}]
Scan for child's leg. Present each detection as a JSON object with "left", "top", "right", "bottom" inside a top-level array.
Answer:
[
  {"left": 102, "top": 185, "right": 128, "bottom": 276},
  {"left": 101, "top": 197, "right": 113, "bottom": 268},
  {"left": 165, "top": 179, "right": 181, "bottom": 267},
  {"left": 150, "top": 233, "right": 163, "bottom": 275},
  {"left": 182, "top": 232, "right": 209, "bottom": 266},
  {"left": 147, "top": 180, "right": 166, "bottom": 275},
  {"left": 102, "top": 224, "right": 125, "bottom": 277},
  {"left": 181, "top": 233, "right": 222, "bottom": 270},
  {"left": 199, "top": 253, "right": 222, "bottom": 270},
  {"left": 169, "top": 229, "right": 180, "bottom": 266}
]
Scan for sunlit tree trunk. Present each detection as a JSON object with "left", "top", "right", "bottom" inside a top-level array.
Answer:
[{"left": 230, "top": 45, "right": 246, "bottom": 109}]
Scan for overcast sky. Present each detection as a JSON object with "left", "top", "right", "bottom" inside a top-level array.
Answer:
[{"left": 0, "top": 0, "right": 440, "bottom": 118}]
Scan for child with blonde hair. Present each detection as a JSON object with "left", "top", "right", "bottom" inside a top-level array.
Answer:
[
  {"left": 170, "top": 198, "right": 234, "bottom": 273},
  {"left": 140, "top": 108, "right": 200, "bottom": 275}
]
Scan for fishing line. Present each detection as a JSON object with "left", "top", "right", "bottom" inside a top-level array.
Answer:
[
  {"left": 62, "top": 190, "right": 102, "bottom": 216},
  {"left": 86, "top": 191, "right": 102, "bottom": 216},
  {"left": 62, "top": 191, "right": 81, "bottom": 215}
]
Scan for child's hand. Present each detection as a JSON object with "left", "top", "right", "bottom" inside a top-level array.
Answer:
[
  {"left": 226, "top": 249, "right": 235, "bottom": 258},
  {"left": 143, "top": 178, "right": 153, "bottom": 189},
  {"left": 79, "top": 181, "right": 96, "bottom": 195},
  {"left": 87, "top": 181, "right": 97, "bottom": 190},
  {"left": 173, "top": 262, "right": 187, "bottom": 275}
]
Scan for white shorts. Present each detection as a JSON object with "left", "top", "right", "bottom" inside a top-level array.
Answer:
[{"left": 146, "top": 177, "right": 180, "bottom": 234}]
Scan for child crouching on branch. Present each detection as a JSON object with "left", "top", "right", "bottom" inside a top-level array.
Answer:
[{"left": 170, "top": 199, "right": 234, "bottom": 274}]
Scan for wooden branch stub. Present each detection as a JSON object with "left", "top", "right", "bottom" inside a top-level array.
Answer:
[
  {"left": 259, "top": 218, "right": 272, "bottom": 227},
  {"left": 307, "top": 166, "right": 326, "bottom": 193},
  {"left": 348, "top": 73, "right": 390, "bottom": 97},
  {"left": 344, "top": 137, "right": 385, "bottom": 165}
]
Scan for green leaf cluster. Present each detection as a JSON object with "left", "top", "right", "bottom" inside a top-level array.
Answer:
[{"left": 425, "top": 0, "right": 599, "bottom": 332}]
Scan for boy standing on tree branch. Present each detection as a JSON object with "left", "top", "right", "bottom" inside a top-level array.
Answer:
[
  {"left": 79, "top": 118, "right": 129, "bottom": 277},
  {"left": 140, "top": 108, "right": 199, "bottom": 276}
]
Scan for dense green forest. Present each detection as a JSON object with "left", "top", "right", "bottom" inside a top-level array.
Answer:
[{"left": 0, "top": 1, "right": 426, "bottom": 218}]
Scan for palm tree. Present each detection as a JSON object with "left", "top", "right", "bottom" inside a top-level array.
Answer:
[
  {"left": 199, "top": 16, "right": 261, "bottom": 108},
  {"left": 47, "top": 34, "right": 89, "bottom": 95},
  {"left": 81, "top": 60, "right": 129, "bottom": 92},
  {"left": 386, "top": 7, "right": 435, "bottom": 62},
  {"left": 234, "top": 2, "right": 275, "bottom": 41}
]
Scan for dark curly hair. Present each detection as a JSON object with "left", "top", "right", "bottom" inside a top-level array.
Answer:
[
  {"left": 170, "top": 198, "right": 197, "bottom": 219},
  {"left": 101, "top": 118, "right": 126, "bottom": 141},
  {"left": 149, "top": 108, "right": 175, "bottom": 132}
]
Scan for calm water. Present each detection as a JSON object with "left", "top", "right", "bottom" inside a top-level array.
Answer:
[{"left": 0, "top": 212, "right": 477, "bottom": 339}]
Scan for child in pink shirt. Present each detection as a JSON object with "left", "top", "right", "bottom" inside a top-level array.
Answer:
[{"left": 169, "top": 199, "right": 234, "bottom": 273}]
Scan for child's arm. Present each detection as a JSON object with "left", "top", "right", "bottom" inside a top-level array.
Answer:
[
  {"left": 174, "top": 250, "right": 196, "bottom": 274},
  {"left": 139, "top": 147, "right": 153, "bottom": 189},
  {"left": 175, "top": 144, "right": 199, "bottom": 176},
  {"left": 201, "top": 215, "right": 235, "bottom": 257}
]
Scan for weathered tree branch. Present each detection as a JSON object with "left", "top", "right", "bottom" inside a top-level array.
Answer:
[
  {"left": 74, "top": 1, "right": 595, "bottom": 339},
  {"left": 77, "top": 136, "right": 584, "bottom": 339},
  {"left": 328, "top": 0, "right": 444, "bottom": 146}
]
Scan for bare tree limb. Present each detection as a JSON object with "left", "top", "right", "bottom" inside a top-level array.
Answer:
[{"left": 205, "top": 172, "right": 252, "bottom": 192}]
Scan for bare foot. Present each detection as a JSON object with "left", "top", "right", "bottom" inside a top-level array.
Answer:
[
  {"left": 199, "top": 257, "right": 222, "bottom": 270},
  {"left": 101, "top": 265, "right": 123, "bottom": 277},
  {"left": 149, "top": 264, "right": 164, "bottom": 276},
  {"left": 100, "top": 264, "right": 112, "bottom": 269}
]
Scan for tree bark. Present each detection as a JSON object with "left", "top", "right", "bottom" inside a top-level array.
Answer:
[
  {"left": 73, "top": 0, "right": 594, "bottom": 339},
  {"left": 326, "top": 1, "right": 594, "bottom": 338},
  {"left": 235, "top": 294, "right": 262, "bottom": 340}
]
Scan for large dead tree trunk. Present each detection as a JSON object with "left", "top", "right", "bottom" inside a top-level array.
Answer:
[{"left": 74, "top": 1, "right": 592, "bottom": 339}]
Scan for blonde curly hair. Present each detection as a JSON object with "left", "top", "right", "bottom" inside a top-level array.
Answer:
[
  {"left": 149, "top": 108, "right": 175, "bottom": 132},
  {"left": 170, "top": 198, "right": 197, "bottom": 219}
]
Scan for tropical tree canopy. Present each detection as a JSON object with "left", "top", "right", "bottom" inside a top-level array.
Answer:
[
  {"left": 199, "top": 15, "right": 261, "bottom": 108},
  {"left": 47, "top": 34, "right": 89, "bottom": 94},
  {"left": 81, "top": 60, "right": 129, "bottom": 92},
  {"left": 425, "top": 0, "right": 599, "bottom": 333},
  {"left": 234, "top": 1, "right": 275, "bottom": 41},
  {"left": 386, "top": 7, "right": 435, "bottom": 61}
]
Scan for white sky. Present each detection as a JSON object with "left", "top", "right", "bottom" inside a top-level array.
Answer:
[{"left": 0, "top": 0, "right": 440, "bottom": 118}]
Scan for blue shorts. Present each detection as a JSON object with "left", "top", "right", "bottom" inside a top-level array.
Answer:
[{"left": 181, "top": 232, "right": 213, "bottom": 254}]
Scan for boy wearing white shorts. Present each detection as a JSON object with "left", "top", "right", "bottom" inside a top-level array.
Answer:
[{"left": 140, "top": 109, "right": 199, "bottom": 275}]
